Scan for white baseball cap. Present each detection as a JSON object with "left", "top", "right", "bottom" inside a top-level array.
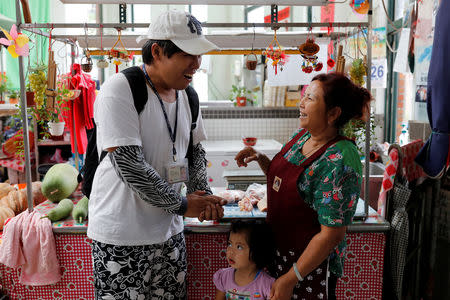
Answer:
[{"left": 137, "top": 10, "right": 218, "bottom": 55}]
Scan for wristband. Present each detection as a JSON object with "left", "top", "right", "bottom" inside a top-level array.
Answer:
[{"left": 292, "top": 263, "right": 304, "bottom": 282}]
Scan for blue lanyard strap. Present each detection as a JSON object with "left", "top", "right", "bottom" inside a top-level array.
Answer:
[{"left": 141, "top": 65, "right": 179, "bottom": 161}]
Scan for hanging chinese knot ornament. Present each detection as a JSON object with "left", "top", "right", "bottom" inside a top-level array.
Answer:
[
  {"left": 108, "top": 29, "right": 135, "bottom": 73},
  {"left": 262, "top": 30, "right": 287, "bottom": 75},
  {"left": 299, "top": 37, "right": 322, "bottom": 73}
]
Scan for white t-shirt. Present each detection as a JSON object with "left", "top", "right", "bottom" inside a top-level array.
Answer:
[{"left": 87, "top": 72, "right": 207, "bottom": 246}]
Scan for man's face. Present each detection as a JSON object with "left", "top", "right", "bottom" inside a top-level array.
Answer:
[{"left": 157, "top": 50, "right": 202, "bottom": 90}]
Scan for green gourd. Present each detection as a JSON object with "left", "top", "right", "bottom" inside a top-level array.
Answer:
[
  {"left": 41, "top": 163, "right": 79, "bottom": 203},
  {"left": 43, "top": 198, "right": 74, "bottom": 222},
  {"left": 72, "top": 196, "right": 89, "bottom": 223}
]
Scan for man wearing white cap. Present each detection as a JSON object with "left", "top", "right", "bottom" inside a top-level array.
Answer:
[{"left": 88, "top": 10, "right": 222, "bottom": 299}]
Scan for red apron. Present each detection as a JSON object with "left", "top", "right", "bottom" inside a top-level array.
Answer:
[{"left": 267, "top": 129, "right": 346, "bottom": 300}]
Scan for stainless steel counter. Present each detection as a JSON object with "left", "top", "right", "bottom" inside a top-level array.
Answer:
[
  {"left": 184, "top": 198, "right": 389, "bottom": 234},
  {"left": 43, "top": 198, "right": 388, "bottom": 234}
]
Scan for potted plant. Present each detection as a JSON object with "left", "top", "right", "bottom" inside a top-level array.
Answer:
[
  {"left": 0, "top": 72, "right": 9, "bottom": 104},
  {"left": 341, "top": 114, "right": 377, "bottom": 157},
  {"left": 24, "top": 78, "right": 70, "bottom": 139},
  {"left": 228, "top": 85, "right": 257, "bottom": 107},
  {"left": 8, "top": 89, "right": 18, "bottom": 104},
  {"left": 25, "top": 82, "right": 35, "bottom": 106}
]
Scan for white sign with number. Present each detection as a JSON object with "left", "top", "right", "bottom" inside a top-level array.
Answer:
[{"left": 370, "top": 58, "right": 387, "bottom": 89}]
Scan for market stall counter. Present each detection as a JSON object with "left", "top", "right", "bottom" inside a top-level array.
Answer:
[{"left": 0, "top": 198, "right": 388, "bottom": 299}]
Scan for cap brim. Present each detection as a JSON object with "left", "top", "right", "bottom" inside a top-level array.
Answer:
[
  {"left": 136, "top": 34, "right": 148, "bottom": 44},
  {"left": 172, "top": 37, "right": 219, "bottom": 55}
]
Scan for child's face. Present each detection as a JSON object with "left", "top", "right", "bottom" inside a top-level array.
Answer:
[{"left": 226, "top": 231, "right": 255, "bottom": 271}]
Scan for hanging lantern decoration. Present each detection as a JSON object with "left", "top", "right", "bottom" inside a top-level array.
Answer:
[
  {"left": 97, "top": 58, "right": 109, "bottom": 69},
  {"left": 262, "top": 30, "right": 287, "bottom": 75},
  {"left": 299, "top": 36, "right": 322, "bottom": 73},
  {"left": 350, "top": 0, "right": 370, "bottom": 15},
  {"left": 108, "top": 29, "right": 134, "bottom": 72},
  {"left": 96, "top": 26, "right": 109, "bottom": 69},
  {"left": 81, "top": 53, "right": 93, "bottom": 73}
]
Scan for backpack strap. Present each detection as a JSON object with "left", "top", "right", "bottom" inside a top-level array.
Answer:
[
  {"left": 185, "top": 85, "right": 199, "bottom": 131},
  {"left": 122, "top": 66, "right": 148, "bottom": 115},
  {"left": 184, "top": 85, "right": 200, "bottom": 166}
]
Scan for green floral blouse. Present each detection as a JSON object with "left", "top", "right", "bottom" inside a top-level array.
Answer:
[{"left": 283, "top": 129, "right": 362, "bottom": 277}]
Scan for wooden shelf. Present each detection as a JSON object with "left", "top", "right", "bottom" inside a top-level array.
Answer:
[
  {"left": 37, "top": 139, "right": 71, "bottom": 146},
  {"left": 0, "top": 104, "right": 19, "bottom": 117}
]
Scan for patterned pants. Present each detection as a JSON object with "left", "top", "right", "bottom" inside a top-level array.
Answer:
[
  {"left": 92, "top": 232, "right": 187, "bottom": 300},
  {"left": 271, "top": 249, "right": 330, "bottom": 300}
]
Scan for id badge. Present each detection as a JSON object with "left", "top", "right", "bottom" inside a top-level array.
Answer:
[{"left": 165, "top": 158, "right": 189, "bottom": 184}]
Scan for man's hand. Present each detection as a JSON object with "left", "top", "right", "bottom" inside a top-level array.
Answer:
[
  {"left": 185, "top": 191, "right": 225, "bottom": 221},
  {"left": 234, "top": 147, "right": 259, "bottom": 167},
  {"left": 270, "top": 272, "right": 297, "bottom": 300}
]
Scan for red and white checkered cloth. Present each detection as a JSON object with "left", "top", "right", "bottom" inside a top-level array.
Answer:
[
  {"left": 401, "top": 140, "right": 425, "bottom": 182},
  {"left": 0, "top": 154, "right": 35, "bottom": 172},
  {"left": 377, "top": 148, "right": 400, "bottom": 218}
]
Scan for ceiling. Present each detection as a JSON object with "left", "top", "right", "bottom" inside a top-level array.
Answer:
[{"left": 59, "top": 0, "right": 329, "bottom": 5}]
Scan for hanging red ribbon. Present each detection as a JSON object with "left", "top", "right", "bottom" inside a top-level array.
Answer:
[{"left": 48, "top": 24, "right": 54, "bottom": 51}]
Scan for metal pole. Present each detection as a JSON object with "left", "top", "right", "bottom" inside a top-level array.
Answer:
[
  {"left": 70, "top": 44, "right": 79, "bottom": 171},
  {"left": 18, "top": 27, "right": 73, "bottom": 44},
  {"left": 20, "top": 21, "right": 370, "bottom": 29},
  {"left": 15, "top": 0, "right": 34, "bottom": 212},
  {"left": 364, "top": 2, "right": 373, "bottom": 218}
]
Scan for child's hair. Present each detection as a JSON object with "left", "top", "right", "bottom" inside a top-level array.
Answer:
[{"left": 230, "top": 219, "right": 276, "bottom": 270}]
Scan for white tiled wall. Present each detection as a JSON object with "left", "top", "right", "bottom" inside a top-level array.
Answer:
[{"left": 203, "top": 118, "right": 299, "bottom": 144}]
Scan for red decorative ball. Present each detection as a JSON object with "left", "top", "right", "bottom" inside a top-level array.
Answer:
[
  {"left": 315, "top": 62, "right": 323, "bottom": 72},
  {"left": 327, "top": 58, "right": 335, "bottom": 68}
]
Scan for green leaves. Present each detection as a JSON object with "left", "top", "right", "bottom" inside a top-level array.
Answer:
[{"left": 228, "top": 85, "right": 257, "bottom": 105}]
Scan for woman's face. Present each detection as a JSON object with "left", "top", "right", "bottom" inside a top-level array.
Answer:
[
  {"left": 298, "top": 80, "right": 329, "bottom": 132},
  {"left": 226, "top": 232, "right": 254, "bottom": 271}
]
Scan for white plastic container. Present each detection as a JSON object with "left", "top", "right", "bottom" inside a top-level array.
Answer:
[{"left": 203, "top": 139, "right": 282, "bottom": 187}]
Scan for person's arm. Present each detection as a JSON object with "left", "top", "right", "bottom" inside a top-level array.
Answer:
[
  {"left": 215, "top": 289, "right": 226, "bottom": 300},
  {"left": 255, "top": 152, "right": 271, "bottom": 175},
  {"left": 234, "top": 147, "right": 271, "bottom": 175},
  {"left": 185, "top": 143, "right": 213, "bottom": 195},
  {"left": 270, "top": 226, "right": 346, "bottom": 300},
  {"left": 108, "top": 145, "right": 221, "bottom": 218}
]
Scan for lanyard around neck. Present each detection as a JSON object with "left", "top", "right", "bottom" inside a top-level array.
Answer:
[{"left": 141, "top": 65, "right": 179, "bottom": 162}]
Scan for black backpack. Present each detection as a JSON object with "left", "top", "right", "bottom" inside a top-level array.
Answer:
[{"left": 78, "top": 66, "right": 200, "bottom": 198}]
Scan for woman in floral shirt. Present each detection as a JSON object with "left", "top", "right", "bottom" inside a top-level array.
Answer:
[{"left": 235, "top": 73, "right": 372, "bottom": 300}]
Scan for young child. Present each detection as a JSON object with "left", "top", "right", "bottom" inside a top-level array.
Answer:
[{"left": 213, "top": 220, "right": 276, "bottom": 300}]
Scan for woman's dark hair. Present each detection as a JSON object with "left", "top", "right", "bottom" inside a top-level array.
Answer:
[
  {"left": 311, "top": 72, "right": 372, "bottom": 129},
  {"left": 230, "top": 220, "right": 276, "bottom": 270},
  {"left": 142, "top": 39, "right": 183, "bottom": 65}
]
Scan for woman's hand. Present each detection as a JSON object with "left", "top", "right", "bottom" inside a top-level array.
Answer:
[
  {"left": 270, "top": 272, "right": 297, "bottom": 300},
  {"left": 234, "top": 146, "right": 259, "bottom": 167}
]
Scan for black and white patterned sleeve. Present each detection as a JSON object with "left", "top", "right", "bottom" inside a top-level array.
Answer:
[
  {"left": 109, "top": 145, "right": 187, "bottom": 215},
  {"left": 185, "top": 143, "right": 213, "bottom": 195}
]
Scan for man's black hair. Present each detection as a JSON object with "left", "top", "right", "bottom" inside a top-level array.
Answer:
[
  {"left": 230, "top": 219, "right": 276, "bottom": 271},
  {"left": 142, "top": 39, "right": 184, "bottom": 65}
]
